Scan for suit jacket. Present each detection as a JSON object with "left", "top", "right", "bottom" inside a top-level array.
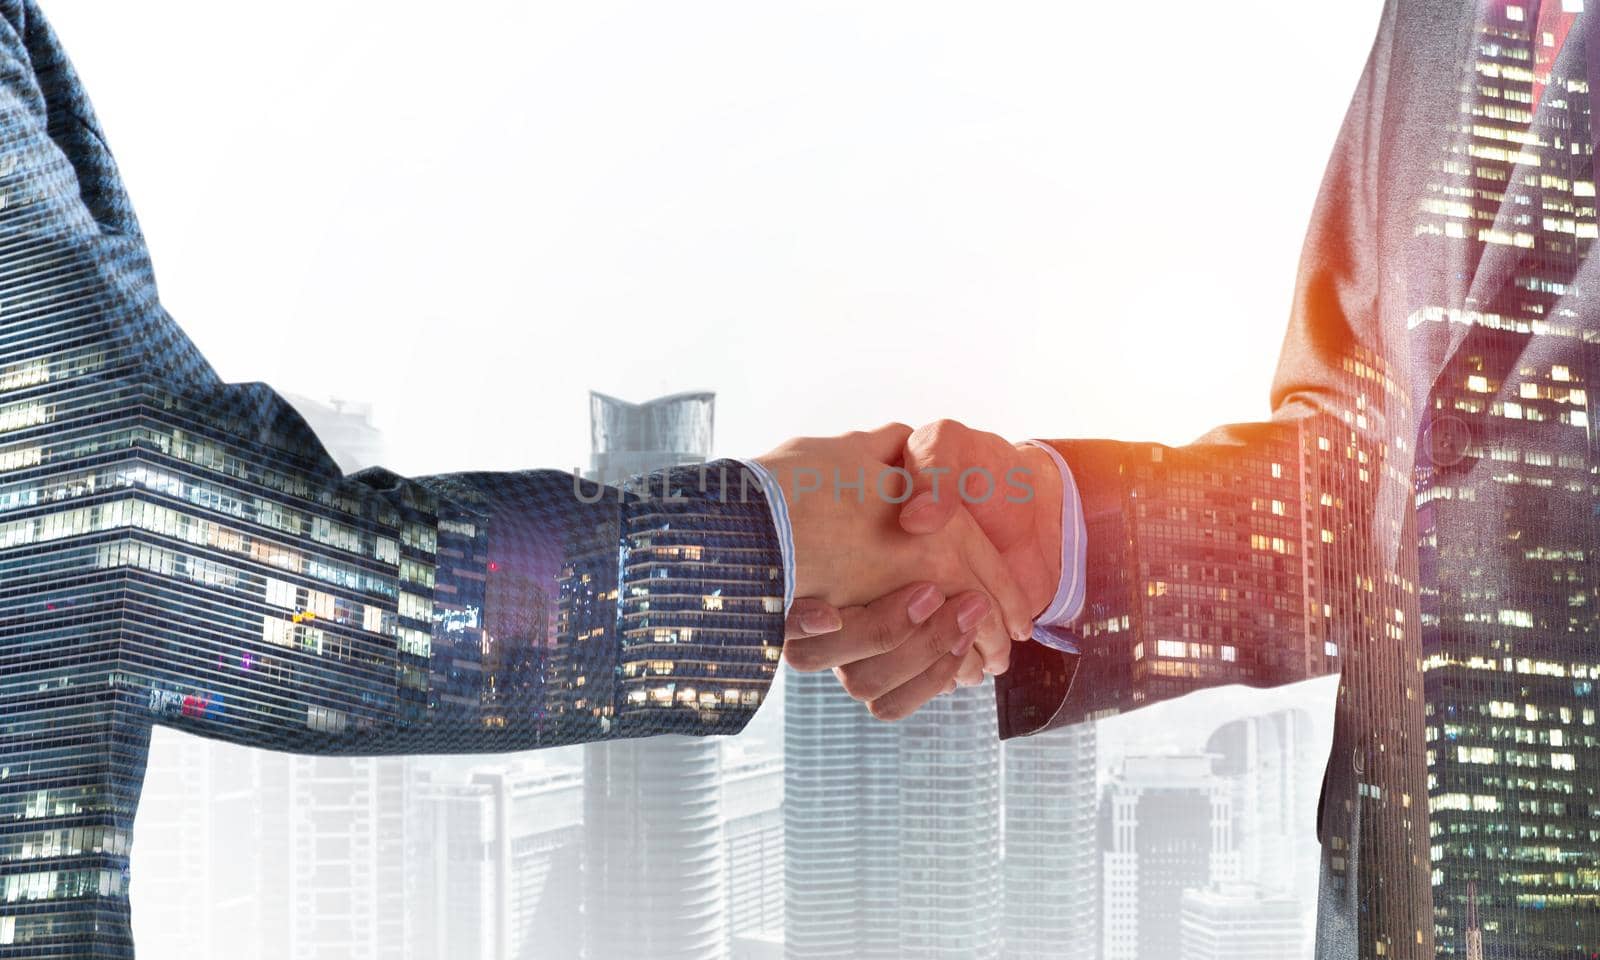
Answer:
[
  {"left": 997, "top": 3, "right": 1600, "bottom": 958},
  {"left": 0, "top": 2, "right": 783, "bottom": 954}
]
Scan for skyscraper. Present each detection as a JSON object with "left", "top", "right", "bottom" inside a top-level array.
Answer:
[
  {"left": 409, "top": 762, "right": 584, "bottom": 960},
  {"left": 127, "top": 395, "right": 417, "bottom": 960},
  {"left": 1099, "top": 754, "right": 1235, "bottom": 960},
  {"left": 1411, "top": 5, "right": 1600, "bottom": 956},
  {"left": 1177, "top": 883, "right": 1303, "bottom": 960},
  {"left": 1205, "top": 709, "right": 1322, "bottom": 899},
  {"left": 784, "top": 676, "right": 1001, "bottom": 960},
  {"left": 1023, "top": 375, "right": 1432, "bottom": 958},
  {"left": 1001, "top": 723, "right": 1098, "bottom": 960},
  {"left": 579, "top": 390, "right": 780, "bottom": 960},
  {"left": 0, "top": 305, "right": 433, "bottom": 953},
  {"left": 722, "top": 744, "right": 785, "bottom": 942}
]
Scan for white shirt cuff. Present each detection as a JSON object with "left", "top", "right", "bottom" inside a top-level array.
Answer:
[
  {"left": 1023, "top": 440, "right": 1087, "bottom": 654},
  {"left": 737, "top": 458, "right": 795, "bottom": 617}
]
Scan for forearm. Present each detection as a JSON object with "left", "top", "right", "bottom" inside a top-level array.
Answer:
[
  {"left": 998, "top": 408, "right": 1405, "bottom": 738},
  {"left": 216, "top": 458, "right": 788, "bottom": 756}
]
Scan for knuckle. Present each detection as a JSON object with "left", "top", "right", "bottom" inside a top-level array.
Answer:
[
  {"left": 836, "top": 668, "right": 879, "bottom": 702},
  {"left": 921, "top": 418, "right": 966, "bottom": 450},
  {"left": 782, "top": 645, "right": 819, "bottom": 672},
  {"left": 869, "top": 620, "right": 902, "bottom": 656}
]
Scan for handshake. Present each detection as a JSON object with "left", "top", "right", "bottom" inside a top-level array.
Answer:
[{"left": 753, "top": 421, "right": 1064, "bottom": 722}]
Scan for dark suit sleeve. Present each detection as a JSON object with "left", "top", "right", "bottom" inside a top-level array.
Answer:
[
  {"left": 996, "top": 0, "right": 1415, "bottom": 741},
  {"left": 0, "top": 0, "right": 785, "bottom": 760}
]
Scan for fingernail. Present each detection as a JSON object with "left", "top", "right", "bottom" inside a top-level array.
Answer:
[
  {"left": 942, "top": 680, "right": 957, "bottom": 695},
  {"left": 951, "top": 629, "right": 976, "bottom": 659},
  {"left": 800, "top": 607, "right": 842, "bottom": 634},
  {"left": 906, "top": 584, "right": 943, "bottom": 625},
  {"left": 954, "top": 594, "right": 991, "bottom": 634}
]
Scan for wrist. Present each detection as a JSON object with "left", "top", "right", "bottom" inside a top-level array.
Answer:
[{"left": 1014, "top": 441, "right": 1064, "bottom": 617}]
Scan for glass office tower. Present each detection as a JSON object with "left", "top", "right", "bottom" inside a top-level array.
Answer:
[
  {"left": 578, "top": 390, "right": 782, "bottom": 960},
  {"left": 0, "top": 318, "right": 431, "bottom": 953},
  {"left": 1412, "top": 5, "right": 1600, "bottom": 956},
  {"left": 0, "top": 262, "right": 782, "bottom": 958}
]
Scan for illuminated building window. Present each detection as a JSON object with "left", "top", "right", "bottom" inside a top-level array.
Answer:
[
  {"left": 1499, "top": 609, "right": 1534, "bottom": 628},
  {"left": 0, "top": 400, "right": 49, "bottom": 433},
  {"left": 0, "top": 444, "right": 42, "bottom": 471},
  {"left": 265, "top": 578, "right": 296, "bottom": 609}
]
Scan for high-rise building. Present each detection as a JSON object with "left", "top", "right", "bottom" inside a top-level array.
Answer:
[
  {"left": 284, "top": 754, "right": 406, "bottom": 960},
  {"left": 1410, "top": 6, "right": 1600, "bottom": 957},
  {"left": 579, "top": 390, "right": 780, "bottom": 960},
  {"left": 1001, "top": 723, "right": 1098, "bottom": 960},
  {"left": 1204, "top": 709, "right": 1322, "bottom": 898},
  {"left": 1177, "top": 883, "right": 1302, "bottom": 960},
  {"left": 409, "top": 762, "right": 584, "bottom": 960},
  {"left": 1099, "top": 754, "right": 1235, "bottom": 960},
  {"left": 785, "top": 674, "right": 1000, "bottom": 960},
  {"left": 722, "top": 744, "right": 785, "bottom": 941},
  {"left": 1033, "top": 370, "right": 1432, "bottom": 959},
  {"left": 0, "top": 288, "right": 434, "bottom": 954}
]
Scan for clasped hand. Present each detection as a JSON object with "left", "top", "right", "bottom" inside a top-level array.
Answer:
[{"left": 754, "top": 421, "right": 1062, "bottom": 721}]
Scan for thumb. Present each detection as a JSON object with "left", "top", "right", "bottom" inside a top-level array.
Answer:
[{"left": 898, "top": 420, "right": 973, "bottom": 535}]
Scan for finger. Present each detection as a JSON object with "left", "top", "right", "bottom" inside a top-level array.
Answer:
[
  {"left": 855, "top": 421, "right": 916, "bottom": 464},
  {"left": 954, "top": 647, "right": 985, "bottom": 686},
  {"left": 782, "top": 581, "right": 943, "bottom": 673},
  {"left": 898, "top": 420, "right": 972, "bottom": 535},
  {"left": 866, "top": 635, "right": 975, "bottom": 721},
  {"left": 784, "top": 598, "right": 844, "bottom": 641},
  {"left": 833, "top": 589, "right": 982, "bottom": 701},
  {"left": 955, "top": 515, "right": 1032, "bottom": 673}
]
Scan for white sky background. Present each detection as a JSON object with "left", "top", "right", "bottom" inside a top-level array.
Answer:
[{"left": 48, "top": 0, "right": 1384, "bottom": 473}]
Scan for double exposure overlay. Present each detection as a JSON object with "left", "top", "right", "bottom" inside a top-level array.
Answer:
[
  {"left": 993, "top": 3, "right": 1600, "bottom": 957},
  {"left": 5, "top": 1, "right": 1600, "bottom": 959},
  {"left": 0, "top": 8, "right": 783, "bottom": 954}
]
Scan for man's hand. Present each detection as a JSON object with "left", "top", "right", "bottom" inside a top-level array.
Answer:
[
  {"left": 783, "top": 584, "right": 990, "bottom": 720},
  {"left": 896, "top": 420, "right": 1062, "bottom": 620},
  {"left": 755, "top": 423, "right": 1033, "bottom": 676},
  {"left": 776, "top": 420, "right": 1066, "bottom": 722}
]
